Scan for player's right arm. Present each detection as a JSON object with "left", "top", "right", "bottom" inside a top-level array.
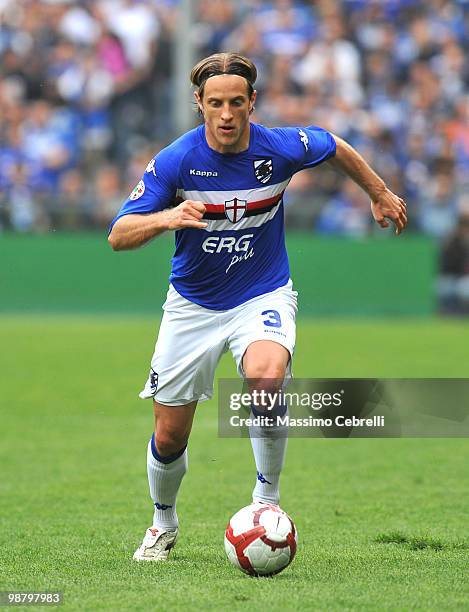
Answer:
[
  {"left": 108, "top": 201, "right": 207, "bottom": 251},
  {"left": 107, "top": 144, "right": 207, "bottom": 251}
]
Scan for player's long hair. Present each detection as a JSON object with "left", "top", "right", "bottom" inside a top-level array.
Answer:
[{"left": 190, "top": 52, "right": 257, "bottom": 102}]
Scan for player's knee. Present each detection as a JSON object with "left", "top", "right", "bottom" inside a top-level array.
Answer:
[
  {"left": 154, "top": 429, "right": 188, "bottom": 457},
  {"left": 245, "top": 362, "right": 286, "bottom": 392}
]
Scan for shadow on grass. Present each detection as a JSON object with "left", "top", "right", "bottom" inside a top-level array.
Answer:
[{"left": 375, "top": 531, "right": 469, "bottom": 552}]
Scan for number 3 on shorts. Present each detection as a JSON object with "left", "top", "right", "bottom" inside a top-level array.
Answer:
[{"left": 262, "top": 309, "right": 282, "bottom": 328}]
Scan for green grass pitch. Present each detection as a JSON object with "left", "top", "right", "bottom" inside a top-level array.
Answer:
[{"left": 1, "top": 315, "right": 468, "bottom": 610}]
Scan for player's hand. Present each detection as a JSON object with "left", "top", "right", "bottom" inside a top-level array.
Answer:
[
  {"left": 165, "top": 200, "right": 208, "bottom": 230},
  {"left": 371, "top": 189, "right": 407, "bottom": 235}
]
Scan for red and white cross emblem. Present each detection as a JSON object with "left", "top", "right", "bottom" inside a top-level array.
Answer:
[{"left": 224, "top": 197, "right": 247, "bottom": 223}]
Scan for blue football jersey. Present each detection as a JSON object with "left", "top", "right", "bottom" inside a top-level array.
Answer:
[{"left": 109, "top": 123, "right": 336, "bottom": 310}]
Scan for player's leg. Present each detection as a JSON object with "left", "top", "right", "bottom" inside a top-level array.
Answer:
[
  {"left": 135, "top": 400, "right": 197, "bottom": 561},
  {"left": 243, "top": 340, "right": 290, "bottom": 505},
  {"left": 147, "top": 400, "right": 197, "bottom": 531},
  {"left": 135, "top": 285, "right": 226, "bottom": 560},
  {"left": 228, "top": 281, "right": 297, "bottom": 506}
]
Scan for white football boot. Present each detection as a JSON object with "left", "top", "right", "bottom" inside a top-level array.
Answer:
[{"left": 133, "top": 527, "right": 178, "bottom": 561}]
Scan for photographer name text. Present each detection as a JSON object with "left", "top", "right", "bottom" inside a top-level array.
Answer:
[{"left": 229, "top": 415, "right": 385, "bottom": 428}]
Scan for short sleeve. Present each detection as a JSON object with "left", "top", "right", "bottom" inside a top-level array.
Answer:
[
  {"left": 108, "top": 146, "right": 179, "bottom": 232},
  {"left": 296, "top": 126, "right": 336, "bottom": 171}
]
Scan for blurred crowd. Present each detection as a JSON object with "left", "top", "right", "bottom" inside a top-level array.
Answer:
[
  {"left": 1, "top": 0, "right": 469, "bottom": 271},
  {"left": 0, "top": 0, "right": 172, "bottom": 231}
]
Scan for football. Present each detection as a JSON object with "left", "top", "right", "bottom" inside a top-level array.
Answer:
[{"left": 224, "top": 502, "right": 297, "bottom": 576}]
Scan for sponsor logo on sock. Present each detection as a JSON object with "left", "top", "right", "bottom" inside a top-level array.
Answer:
[
  {"left": 154, "top": 502, "right": 173, "bottom": 510},
  {"left": 256, "top": 471, "right": 272, "bottom": 485}
]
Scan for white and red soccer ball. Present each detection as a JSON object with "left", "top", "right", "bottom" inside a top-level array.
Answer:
[{"left": 224, "top": 503, "right": 297, "bottom": 576}]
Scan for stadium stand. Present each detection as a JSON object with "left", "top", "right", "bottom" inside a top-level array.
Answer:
[{"left": 1, "top": 0, "right": 469, "bottom": 243}]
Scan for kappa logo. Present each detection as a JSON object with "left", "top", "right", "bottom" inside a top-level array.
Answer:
[
  {"left": 154, "top": 502, "right": 172, "bottom": 511},
  {"left": 254, "top": 158, "right": 273, "bottom": 184},
  {"left": 146, "top": 158, "right": 156, "bottom": 176},
  {"left": 298, "top": 129, "right": 309, "bottom": 151},
  {"left": 190, "top": 168, "right": 218, "bottom": 177},
  {"left": 225, "top": 197, "right": 247, "bottom": 223},
  {"left": 256, "top": 471, "right": 272, "bottom": 485},
  {"left": 150, "top": 368, "right": 159, "bottom": 393}
]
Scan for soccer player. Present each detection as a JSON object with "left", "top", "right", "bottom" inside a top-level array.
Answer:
[{"left": 108, "top": 52, "right": 407, "bottom": 561}]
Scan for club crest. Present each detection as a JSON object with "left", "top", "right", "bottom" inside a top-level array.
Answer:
[
  {"left": 254, "top": 158, "right": 273, "bottom": 184},
  {"left": 225, "top": 197, "right": 247, "bottom": 223}
]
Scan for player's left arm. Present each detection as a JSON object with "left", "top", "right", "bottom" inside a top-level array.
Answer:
[{"left": 328, "top": 135, "right": 408, "bottom": 235}]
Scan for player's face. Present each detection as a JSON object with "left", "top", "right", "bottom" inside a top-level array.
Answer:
[{"left": 196, "top": 75, "right": 256, "bottom": 154}]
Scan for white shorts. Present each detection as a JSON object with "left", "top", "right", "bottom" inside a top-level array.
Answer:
[{"left": 139, "top": 281, "right": 298, "bottom": 406}]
